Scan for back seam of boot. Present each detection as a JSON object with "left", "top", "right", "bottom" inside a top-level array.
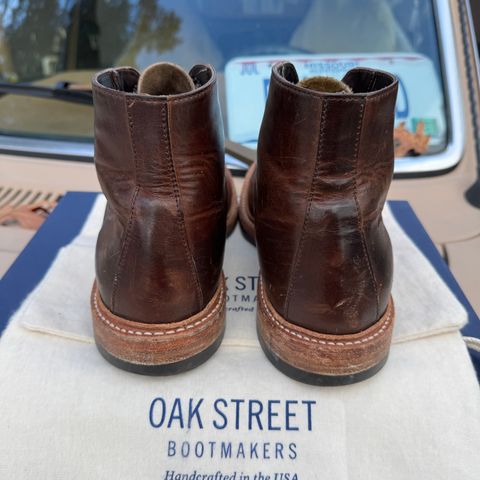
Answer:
[
  {"left": 165, "top": 100, "right": 204, "bottom": 309},
  {"left": 107, "top": 95, "right": 142, "bottom": 312},
  {"left": 352, "top": 98, "right": 380, "bottom": 320},
  {"left": 110, "top": 185, "right": 140, "bottom": 311},
  {"left": 283, "top": 98, "right": 329, "bottom": 317}
]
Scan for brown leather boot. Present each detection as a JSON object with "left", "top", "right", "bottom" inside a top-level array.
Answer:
[
  {"left": 91, "top": 62, "right": 237, "bottom": 375},
  {"left": 240, "top": 62, "right": 398, "bottom": 385}
]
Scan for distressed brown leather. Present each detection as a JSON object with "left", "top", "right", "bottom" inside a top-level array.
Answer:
[
  {"left": 252, "top": 62, "right": 398, "bottom": 335},
  {"left": 92, "top": 64, "right": 227, "bottom": 324}
]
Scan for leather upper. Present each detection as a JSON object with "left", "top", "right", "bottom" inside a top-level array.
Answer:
[
  {"left": 92, "top": 65, "right": 227, "bottom": 324},
  {"left": 253, "top": 63, "right": 398, "bottom": 335}
]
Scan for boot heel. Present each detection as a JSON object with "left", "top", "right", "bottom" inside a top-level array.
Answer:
[
  {"left": 91, "top": 277, "right": 226, "bottom": 375},
  {"left": 257, "top": 279, "right": 395, "bottom": 386}
]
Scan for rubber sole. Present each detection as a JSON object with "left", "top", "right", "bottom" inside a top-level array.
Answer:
[
  {"left": 91, "top": 276, "right": 226, "bottom": 375},
  {"left": 257, "top": 278, "right": 395, "bottom": 386}
]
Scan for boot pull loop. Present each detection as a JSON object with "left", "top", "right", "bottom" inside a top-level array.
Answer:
[
  {"left": 189, "top": 65, "right": 212, "bottom": 88},
  {"left": 103, "top": 68, "right": 139, "bottom": 93},
  {"left": 342, "top": 68, "right": 397, "bottom": 94},
  {"left": 277, "top": 62, "right": 299, "bottom": 85},
  {"left": 108, "top": 70, "right": 121, "bottom": 91}
]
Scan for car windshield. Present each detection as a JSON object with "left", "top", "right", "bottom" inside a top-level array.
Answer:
[{"left": 0, "top": 0, "right": 446, "bottom": 169}]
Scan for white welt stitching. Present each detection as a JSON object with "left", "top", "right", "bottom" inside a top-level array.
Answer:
[
  {"left": 259, "top": 281, "right": 391, "bottom": 346},
  {"left": 94, "top": 285, "right": 224, "bottom": 336}
]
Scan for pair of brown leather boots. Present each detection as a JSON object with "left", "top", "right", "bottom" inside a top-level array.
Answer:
[{"left": 91, "top": 61, "right": 398, "bottom": 385}]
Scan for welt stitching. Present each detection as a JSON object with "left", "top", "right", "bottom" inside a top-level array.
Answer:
[
  {"left": 284, "top": 99, "right": 328, "bottom": 315},
  {"left": 163, "top": 102, "right": 204, "bottom": 308},
  {"left": 94, "top": 284, "right": 224, "bottom": 336},
  {"left": 111, "top": 186, "right": 140, "bottom": 310},
  {"left": 260, "top": 279, "right": 392, "bottom": 346},
  {"left": 352, "top": 100, "right": 380, "bottom": 318}
]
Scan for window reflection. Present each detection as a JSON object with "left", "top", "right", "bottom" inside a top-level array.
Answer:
[{"left": 0, "top": 0, "right": 446, "bottom": 157}]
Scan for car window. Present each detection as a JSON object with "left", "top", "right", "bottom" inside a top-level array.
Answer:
[{"left": 0, "top": 0, "right": 451, "bottom": 171}]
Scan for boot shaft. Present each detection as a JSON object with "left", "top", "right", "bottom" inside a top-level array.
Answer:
[
  {"left": 256, "top": 63, "right": 398, "bottom": 334},
  {"left": 92, "top": 65, "right": 227, "bottom": 324}
]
